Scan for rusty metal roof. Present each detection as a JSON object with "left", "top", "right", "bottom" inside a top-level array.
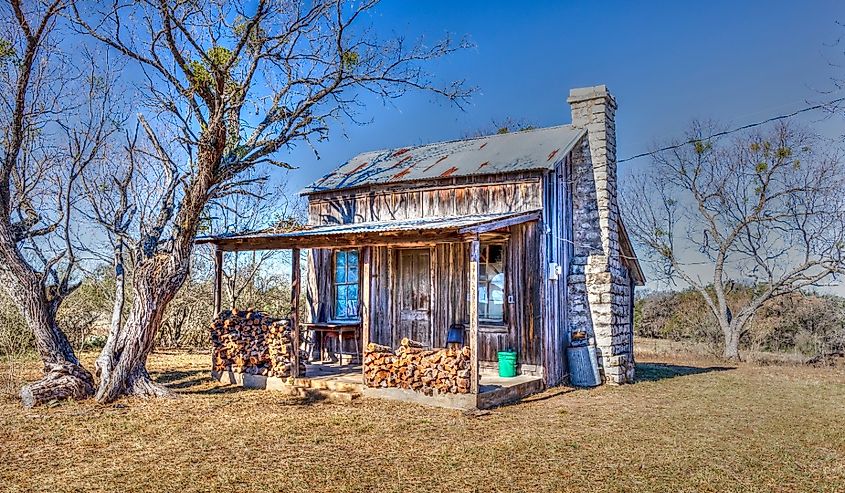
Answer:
[
  {"left": 301, "top": 124, "right": 585, "bottom": 195},
  {"left": 196, "top": 210, "right": 541, "bottom": 251}
]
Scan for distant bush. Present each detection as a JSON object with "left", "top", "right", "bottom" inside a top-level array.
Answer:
[
  {"left": 82, "top": 334, "right": 108, "bottom": 350},
  {"left": 157, "top": 278, "right": 215, "bottom": 349},
  {"left": 0, "top": 292, "right": 32, "bottom": 397},
  {"left": 58, "top": 272, "right": 113, "bottom": 351},
  {"left": 635, "top": 287, "right": 845, "bottom": 362}
]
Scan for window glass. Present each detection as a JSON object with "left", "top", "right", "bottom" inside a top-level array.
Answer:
[
  {"left": 479, "top": 243, "right": 505, "bottom": 322},
  {"left": 347, "top": 250, "right": 359, "bottom": 282},
  {"left": 333, "top": 249, "right": 359, "bottom": 319}
]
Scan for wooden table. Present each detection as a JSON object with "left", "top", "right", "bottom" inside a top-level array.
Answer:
[{"left": 302, "top": 322, "right": 361, "bottom": 363}]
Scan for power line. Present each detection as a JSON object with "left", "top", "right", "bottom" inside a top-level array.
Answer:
[{"left": 617, "top": 97, "right": 845, "bottom": 164}]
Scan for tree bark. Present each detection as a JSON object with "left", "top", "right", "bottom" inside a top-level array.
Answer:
[
  {"left": 0, "top": 225, "right": 94, "bottom": 407},
  {"left": 95, "top": 255, "right": 187, "bottom": 402},
  {"left": 20, "top": 362, "right": 95, "bottom": 408},
  {"left": 95, "top": 244, "right": 126, "bottom": 380},
  {"left": 722, "top": 321, "right": 742, "bottom": 361},
  {"left": 95, "top": 112, "right": 224, "bottom": 403}
]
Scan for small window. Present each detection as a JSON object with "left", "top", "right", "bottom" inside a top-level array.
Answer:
[
  {"left": 333, "top": 249, "right": 360, "bottom": 320},
  {"left": 479, "top": 243, "right": 505, "bottom": 323}
]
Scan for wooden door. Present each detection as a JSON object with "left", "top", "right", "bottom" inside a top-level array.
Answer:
[{"left": 395, "top": 248, "right": 432, "bottom": 347}]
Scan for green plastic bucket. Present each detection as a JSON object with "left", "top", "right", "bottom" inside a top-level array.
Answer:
[{"left": 497, "top": 350, "right": 518, "bottom": 378}]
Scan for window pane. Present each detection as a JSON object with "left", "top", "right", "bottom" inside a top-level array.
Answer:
[
  {"left": 490, "top": 280, "right": 504, "bottom": 307},
  {"left": 489, "top": 244, "right": 504, "bottom": 264},
  {"left": 347, "top": 250, "right": 359, "bottom": 282},
  {"left": 478, "top": 283, "right": 488, "bottom": 319},
  {"left": 477, "top": 243, "right": 505, "bottom": 322},
  {"left": 335, "top": 251, "right": 346, "bottom": 283},
  {"left": 488, "top": 297, "right": 504, "bottom": 320},
  {"left": 491, "top": 272, "right": 505, "bottom": 290},
  {"left": 335, "top": 285, "right": 347, "bottom": 318},
  {"left": 347, "top": 299, "right": 359, "bottom": 317}
]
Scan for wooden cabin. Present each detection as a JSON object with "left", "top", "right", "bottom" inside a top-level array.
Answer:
[{"left": 200, "top": 85, "right": 644, "bottom": 409}]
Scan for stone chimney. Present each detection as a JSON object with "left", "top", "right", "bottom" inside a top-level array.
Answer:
[{"left": 566, "top": 85, "right": 635, "bottom": 384}]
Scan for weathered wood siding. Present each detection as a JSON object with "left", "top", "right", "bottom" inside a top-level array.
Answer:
[
  {"left": 305, "top": 173, "right": 547, "bottom": 369},
  {"left": 307, "top": 174, "right": 543, "bottom": 225},
  {"left": 540, "top": 152, "right": 575, "bottom": 386},
  {"left": 305, "top": 248, "right": 333, "bottom": 324},
  {"left": 307, "top": 224, "right": 543, "bottom": 368}
]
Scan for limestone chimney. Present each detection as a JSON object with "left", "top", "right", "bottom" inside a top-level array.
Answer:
[
  {"left": 567, "top": 85, "right": 618, "bottom": 256},
  {"left": 566, "top": 85, "right": 634, "bottom": 384}
]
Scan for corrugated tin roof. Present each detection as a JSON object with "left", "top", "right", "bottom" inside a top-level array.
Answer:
[
  {"left": 301, "top": 124, "right": 585, "bottom": 195},
  {"left": 197, "top": 211, "right": 540, "bottom": 246}
]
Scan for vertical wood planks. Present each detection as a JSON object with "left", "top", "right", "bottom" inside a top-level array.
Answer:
[
  {"left": 291, "top": 248, "right": 301, "bottom": 378},
  {"left": 361, "top": 246, "right": 371, "bottom": 385},
  {"left": 361, "top": 246, "right": 371, "bottom": 349},
  {"left": 469, "top": 236, "right": 480, "bottom": 395},
  {"left": 307, "top": 175, "right": 544, "bottom": 226},
  {"left": 213, "top": 247, "right": 223, "bottom": 315}
]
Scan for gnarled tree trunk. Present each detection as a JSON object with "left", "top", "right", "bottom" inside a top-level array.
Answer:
[
  {"left": 95, "top": 113, "right": 223, "bottom": 404},
  {"left": 95, "top": 254, "right": 190, "bottom": 403},
  {"left": 95, "top": 244, "right": 126, "bottom": 379},
  {"left": 0, "top": 226, "right": 94, "bottom": 407}
]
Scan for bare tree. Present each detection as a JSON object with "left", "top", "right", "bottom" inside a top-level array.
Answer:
[
  {"left": 206, "top": 176, "right": 305, "bottom": 310},
  {"left": 622, "top": 121, "right": 845, "bottom": 360},
  {"left": 0, "top": 0, "right": 121, "bottom": 406},
  {"left": 80, "top": 125, "right": 139, "bottom": 381},
  {"left": 72, "top": 0, "right": 472, "bottom": 402}
]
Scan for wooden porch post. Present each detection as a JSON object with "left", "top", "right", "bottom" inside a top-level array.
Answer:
[
  {"left": 291, "top": 248, "right": 301, "bottom": 378},
  {"left": 213, "top": 246, "right": 223, "bottom": 315},
  {"left": 361, "top": 246, "right": 371, "bottom": 384},
  {"left": 468, "top": 236, "right": 480, "bottom": 395}
]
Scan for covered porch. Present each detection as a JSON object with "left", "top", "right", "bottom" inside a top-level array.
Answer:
[{"left": 197, "top": 210, "right": 545, "bottom": 409}]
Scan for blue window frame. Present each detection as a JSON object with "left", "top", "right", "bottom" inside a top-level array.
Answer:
[{"left": 333, "top": 249, "right": 360, "bottom": 320}]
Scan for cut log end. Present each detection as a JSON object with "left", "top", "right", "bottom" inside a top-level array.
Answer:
[{"left": 364, "top": 344, "right": 472, "bottom": 395}]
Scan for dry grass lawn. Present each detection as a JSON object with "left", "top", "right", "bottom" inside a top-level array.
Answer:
[{"left": 1, "top": 347, "right": 844, "bottom": 493}]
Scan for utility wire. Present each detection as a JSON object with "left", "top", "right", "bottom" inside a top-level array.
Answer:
[{"left": 617, "top": 97, "right": 845, "bottom": 164}]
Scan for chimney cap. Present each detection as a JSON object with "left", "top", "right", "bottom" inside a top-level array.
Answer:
[{"left": 567, "top": 85, "right": 615, "bottom": 105}]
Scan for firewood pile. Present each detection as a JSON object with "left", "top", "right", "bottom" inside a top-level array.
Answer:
[
  {"left": 210, "top": 309, "right": 307, "bottom": 377},
  {"left": 363, "top": 337, "right": 472, "bottom": 395}
]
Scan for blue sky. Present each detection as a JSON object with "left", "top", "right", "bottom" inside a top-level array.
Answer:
[{"left": 280, "top": 0, "right": 844, "bottom": 195}]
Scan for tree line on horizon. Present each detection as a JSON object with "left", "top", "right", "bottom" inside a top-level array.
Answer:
[{"left": 634, "top": 285, "right": 845, "bottom": 363}]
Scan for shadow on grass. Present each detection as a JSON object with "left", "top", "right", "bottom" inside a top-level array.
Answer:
[
  {"left": 181, "top": 385, "right": 254, "bottom": 395},
  {"left": 165, "top": 377, "right": 213, "bottom": 390},
  {"left": 636, "top": 362, "right": 734, "bottom": 382},
  {"left": 151, "top": 369, "right": 219, "bottom": 393},
  {"left": 152, "top": 369, "right": 206, "bottom": 385},
  {"left": 518, "top": 386, "right": 577, "bottom": 404}
]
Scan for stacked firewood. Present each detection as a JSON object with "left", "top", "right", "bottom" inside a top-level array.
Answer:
[
  {"left": 210, "top": 309, "right": 307, "bottom": 377},
  {"left": 363, "top": 337, "right": 472, "bottom": 395}
]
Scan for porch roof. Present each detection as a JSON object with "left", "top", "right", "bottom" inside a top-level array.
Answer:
[{"left": 196, "top": 210, "right": 541, "bottom": 251}]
